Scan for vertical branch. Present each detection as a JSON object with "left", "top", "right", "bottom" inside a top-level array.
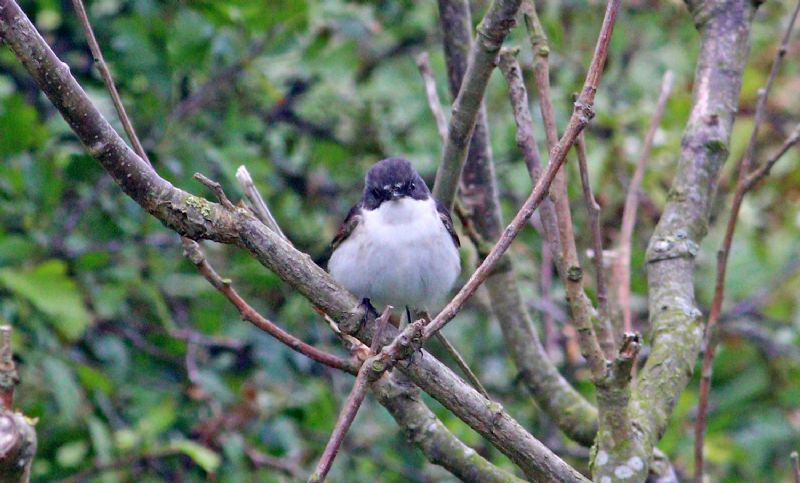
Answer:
[
  {"left": 432, "top": 0, "right": 523, "bottom": 209},
  {"left": 612, "top": 71, "right": 674, "bottom": 335},
  {"left": 791, "top": 451, "right": 800, "bottom": 483},
  {"left": 694, "top": 1, "right": 800, "bottom": 479},
  {"left": 0, "top": 326, "right": 35, "bottom": 483},
  {"left": 416, "top": 52, "right": 449, "bottom": 141},
  {"left": 574, "top": 132, "right": 610, "bottom": 343}
]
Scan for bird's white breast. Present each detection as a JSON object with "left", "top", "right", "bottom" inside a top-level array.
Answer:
[{"left": 328, "top": 197, "right": 461, "bottom": 310}]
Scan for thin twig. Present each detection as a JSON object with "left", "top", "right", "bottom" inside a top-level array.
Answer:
[
  {"left": 416, "top": 52, "right": 449, "bottom": 142},
  {"left": 743, "top": 123, "right": 800, "bottom": 191},
  {"left": 182, "top": 239, "right": 359, "bottom": 374},
  {"left": 70, "top": 0, "right": 150, "bottom": 164},
  {"left": 193, "top": 173, "right": 236, "bottom": 210},
  {"left": 235, "top": 165, "right": 288, "bottom": 240},
  {"left": 574, "top": 131, "right": 608, "bottom": 334},
  {"left": 614, "top": 70, "right": 674, "bottom": 334},
  {"left": 308, "top": 309, "right": 392, "bottom": 482},
  {"left": 694, "top": 2, "right": 800, "bottom": 480},
  {"left": 434, "top": 331, "right": 490, "bottom": 399},
  {"left": 791, "top": 451, "right": 800, "bottom": 483}
]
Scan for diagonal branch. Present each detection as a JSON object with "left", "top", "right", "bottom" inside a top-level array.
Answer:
[
  {"left": 694, "top": 0, "right": 800, "bottom": 478},
  {"left": 182, "top": 239, "right": 359, "bottom": 374},
  {"left": 308, "top": 309, "right": 391, "bottom": 483},
  {"left": 575, "top": 132, "right": 608, "bottom": 328},
  {"left": 70, "top": 0, "right": 149, "bottom": 164}
]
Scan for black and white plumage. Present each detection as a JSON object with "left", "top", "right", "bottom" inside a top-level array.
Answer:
[{"left": 328, "top": 157, "right": 461, "bottom": 310}]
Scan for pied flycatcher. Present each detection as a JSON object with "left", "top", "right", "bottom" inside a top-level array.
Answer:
[{"left": 328, "top": 157, "right": 461, "bottom": 312}]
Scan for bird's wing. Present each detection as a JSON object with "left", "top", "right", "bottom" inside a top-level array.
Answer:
[
  {"left": 331, "top": 203, "right": 363, "bottom": 250},
  {"left": 435, "top": 199, "right": 460, "bottom": 248}
]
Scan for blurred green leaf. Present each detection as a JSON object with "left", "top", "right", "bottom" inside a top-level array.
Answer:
[{"left": 0, "top": 260, "right": 91, "bottom": 340}]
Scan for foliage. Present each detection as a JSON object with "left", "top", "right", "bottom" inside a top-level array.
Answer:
[{"left": 0, "top": 0, "right": 798, "bottom": 480}]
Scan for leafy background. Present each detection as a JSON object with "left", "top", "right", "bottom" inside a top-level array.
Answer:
[{"left": 1, "top": 0, "right": 799, "bottom": 481}]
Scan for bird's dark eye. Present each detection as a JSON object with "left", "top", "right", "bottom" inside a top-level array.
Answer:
[{"left": 408, "top": 181, "right": 415, "bottom": 192}]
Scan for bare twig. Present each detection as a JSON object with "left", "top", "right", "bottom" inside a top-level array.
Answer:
[
  {"left": 743, "top": 123, "right": 800, "bottom": 191},
  {"left": 416, "top": 52, "right": 449, "bottom": 142},
  {"left": 70, "top": 0, "right": 149, "bottom": 164},
  {"left": 193, "top": 173, "right": 236, "bottom": 210},
  {"left": 308, "top": 309, "right": 392, "bottom": 482},
  {"left": 574, "top": 131, "right": 609, "bottom": 337},
  {"left": 613, "top": 70, "right": 674, "bottom": 334},
  {"left": 434, "top": 332, "right": 490, "bottom": 399},
  {"left": 694, "top": 1, "right": 800, "bottom": 480},
  {"left": 235, "top": 165, "right": 287, "bottom": 240},
  {"left": 182, "top": 239, "right": 359, "bottom": 374},
  {"left": 791, "top": 451, "right": 800, "bottom": 483}
]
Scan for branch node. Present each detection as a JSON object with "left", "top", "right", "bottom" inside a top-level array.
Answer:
[{"left": 193, "top": 173, "right": 236, "bottom": 210}]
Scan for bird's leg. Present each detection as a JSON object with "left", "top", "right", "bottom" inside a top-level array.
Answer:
[
  {"left": 404, "top": 306, "right": 412, "bottom": 327},
  {"left": 360, "top": 298, "right": 378, "bottom": 329}
]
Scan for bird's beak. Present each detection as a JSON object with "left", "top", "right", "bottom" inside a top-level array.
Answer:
[{"left": 390, "top": 189, "right": 403, "bottom": 200}]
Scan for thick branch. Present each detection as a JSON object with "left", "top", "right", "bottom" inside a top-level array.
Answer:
[{"left": 432, "top": 0, "right": 522, "bottom": 209}]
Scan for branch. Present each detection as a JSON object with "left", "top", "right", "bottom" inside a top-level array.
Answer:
[
  {"left": 612, "top": 70, "right": 674, "bottom": 335},
  {"left": 575, "top": 133, "right": 615, "bottom": 354},
  {"left": 791, "top": 451, "right": 800, "bottom": 483},
  {"left": 415, "top": 52, "right": 449, "bottom": 142},
  {"left": 421, "top": 0, "right": 621, "bottom": 347},
  {"left": 70, "top": 0, "right": 149, "bottom": 164},
  {"left": 495, "top": 48, "right": 600, "bottom": 444},
  {"left": 372, "top": 372, "right": 525, "bottom": 483},
  {"left": 235, "top": 165, "right": 288, "bottom": 240},
  {"left": 743, "top": 123, "right": 800, "bottom": 191},
  {"left": 694, "top": 1, "right": 800, "bottom": 478},
  {"left": 308, "top": 309, "right": 391, "bottom": 483},
  {"left": 182, "top": 239, "right": 359, "bottom": 374},
  {"left": 432, "top": 0, "right": 523, "bottom": 209}
]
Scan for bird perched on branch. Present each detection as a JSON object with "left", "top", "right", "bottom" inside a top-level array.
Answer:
[{"left": 328, "top": 157, "right": 461, "bottom": 316}]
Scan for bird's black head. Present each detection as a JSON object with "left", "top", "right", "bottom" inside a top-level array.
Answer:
[{"left": 363, "top": 157, "right": 430, "bottom": 209}]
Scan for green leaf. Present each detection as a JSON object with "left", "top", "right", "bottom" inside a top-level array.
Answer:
[
  {"left": 0, "top": 260, "right": 91, "bottom": 340},
  {"left": 169, "top": 440, "right": 221, "bottom": 474}
]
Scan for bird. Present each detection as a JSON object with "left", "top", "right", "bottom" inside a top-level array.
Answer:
[{"left": 328, "top": 157, "right": 461, "bottom": 315}]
